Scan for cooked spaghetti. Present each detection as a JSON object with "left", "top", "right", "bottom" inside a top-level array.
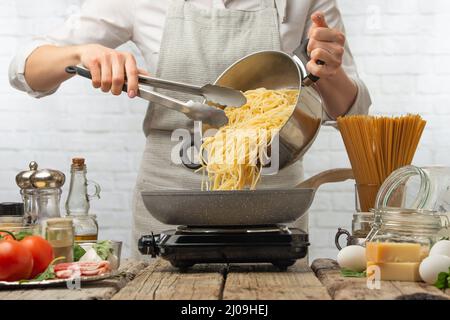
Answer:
[
  {"left": 200, "top": 88, "right": 298, "bottom": 190},
  {"left": 337, "top": 114, "right": 426, "bottom": 212}
]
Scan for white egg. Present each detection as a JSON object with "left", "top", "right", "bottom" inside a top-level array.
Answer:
[
  {"left": 429, "top": 240, "right": 450, "bottom": 258},
  {"left": 337, "top": 245, "right": 366, "bottom": 272},
  {"left": 419, "top": 254, "right": 450, "bottom": 284}
]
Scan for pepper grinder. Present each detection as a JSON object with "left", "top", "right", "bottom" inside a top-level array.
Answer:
[{"left": 16, "top": 161, "right": 66, "bottom": 227}]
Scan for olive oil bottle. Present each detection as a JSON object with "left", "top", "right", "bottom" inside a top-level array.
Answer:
[{"left": 65, "top": 158, "right": 101, "bottom": 242}]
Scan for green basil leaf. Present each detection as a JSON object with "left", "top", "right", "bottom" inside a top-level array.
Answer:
[
  {"left": 14, "top": 230, "right": 34, "bottom": 241},
  {"left": 73, "top": 244, "right": 86, "bottom": 262},
  {"left": 93, "top": 240, "right": 113, "bottom": 260},
  {"left": 434, "top": 272, "right": 449, "bottom": 289},
  {"left": 32, "top": 257, "right": 66, "bottom": 282},
  {"left": 340, "top": 268, "right": 366, "bottom": 278}
]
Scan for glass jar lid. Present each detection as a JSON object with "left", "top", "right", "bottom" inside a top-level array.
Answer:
[
  {"left": 46, "top": 217, "right": 73, "bottom": 228},
  {"left": 375, "top": 165, "right": 430, "bottom": 209},
  {"left": 15, "top": 161, "right": 39, "bottom": 189}
]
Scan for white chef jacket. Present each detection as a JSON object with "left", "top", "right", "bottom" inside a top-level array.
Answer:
[{"left": 8, "top": 0, "right": 371, "bottom": 117}]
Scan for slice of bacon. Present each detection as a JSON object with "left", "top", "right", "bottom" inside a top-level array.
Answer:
[
  {"left": 54, "top": 261, "right": 111, "bottom": 279},
  {"left": 55, "top": 269, "right": 74, "bottom": 279}
]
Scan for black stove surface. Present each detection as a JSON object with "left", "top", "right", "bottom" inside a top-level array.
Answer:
[{"left": 139, "top": 225, "right": 309, "bottom": 270}]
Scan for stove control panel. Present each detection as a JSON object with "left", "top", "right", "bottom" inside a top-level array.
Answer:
[{"left": 138, "top": 233, "right": 160, "bottom": 257}]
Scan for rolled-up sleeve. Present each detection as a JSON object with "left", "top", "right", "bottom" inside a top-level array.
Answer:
[
  {"left": 303, "top": 0, "right": 372, "bottom": 119},
  {"left": 9, "top": 0, "right": 134, "bottom": 98},
  {"left": 9, "top": 40, "right": 60, "bottom": 98}
]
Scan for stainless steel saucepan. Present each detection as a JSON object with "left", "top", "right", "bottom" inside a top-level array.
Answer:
[
  {"left": 141, "top": 168, "right": 353, "bottom": 226},
  {"left": 208, "top": 47, "right": 326, "bottom": 171}
]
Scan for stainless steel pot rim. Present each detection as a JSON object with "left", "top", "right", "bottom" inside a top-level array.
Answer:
[
  {"left": 214, "top": 50, "right": 303, "bottom": 85},
  {"left": 212, "top": 49, "right": 302, "bottom": 112}
]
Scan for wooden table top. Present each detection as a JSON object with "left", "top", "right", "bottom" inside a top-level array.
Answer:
[{"left": 0, "top": 258, "right": 448, "bottom": 300}]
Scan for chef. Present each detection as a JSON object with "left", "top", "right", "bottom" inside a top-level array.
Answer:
[{"left": 9, "top": 0, "right": 371, "bottom": 257}]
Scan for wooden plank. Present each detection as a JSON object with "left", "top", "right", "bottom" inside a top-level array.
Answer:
[
  {"left": 223, "top": 260, "right": 331, "bottom": 300},
  {"left": 112, "top": 259, "right": 226, "bottom": 300},
  {"left": 311, "top": 258, "right": 449, "bottom": 300},
  {"left": 0, "top": 260, "right": 148, "bottom": 300}
]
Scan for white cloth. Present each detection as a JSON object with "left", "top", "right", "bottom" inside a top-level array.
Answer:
[{"left": 9, "top": 0, "right": 371, "bottom": 117}]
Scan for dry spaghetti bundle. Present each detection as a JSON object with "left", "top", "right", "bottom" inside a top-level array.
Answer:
[
  {"left": 200, "top": 88, "right": 298, "bottom": 190},
  {"left": 337, "top": 114, "right": 426, "bottom": 212}
]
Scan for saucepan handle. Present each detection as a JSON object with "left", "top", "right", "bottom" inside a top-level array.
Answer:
[
  {"left": 295, "top": 168, "right": 354, "bottom": 190},
  {"left": 294, "top": 39, "right": 325, "bottom": 87}
]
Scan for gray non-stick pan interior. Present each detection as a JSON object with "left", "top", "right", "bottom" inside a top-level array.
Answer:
[
  {"left": 141, "top": 188, "right": 315, "bottom": 226},
  {"left": 141, "top": 168, "right": 353, "bottom": 226}
]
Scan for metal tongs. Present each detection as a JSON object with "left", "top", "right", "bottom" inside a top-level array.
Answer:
[{"left": 66, "top": 65, "right": 246, "bottom": 127}]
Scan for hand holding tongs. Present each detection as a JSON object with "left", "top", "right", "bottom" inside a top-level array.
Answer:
[{"left": 66, "top": 65, "right": 247, "bottom": 127}]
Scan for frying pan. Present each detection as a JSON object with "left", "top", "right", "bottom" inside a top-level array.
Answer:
[{"left": 141, "top": 168, "right": 353, "bottom": 226}]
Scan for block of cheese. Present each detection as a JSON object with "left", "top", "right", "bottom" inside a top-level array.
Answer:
[
  {"left": 366, "top": 261, "right": 421, "bottom": 282},
  {"left": 366, "top": 242, "right": 423, "bottom": 263}
]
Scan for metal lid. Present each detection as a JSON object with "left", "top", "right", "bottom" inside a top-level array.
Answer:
[
  {"left": 46, "top": 217, "right": 73, "bottom": 227},
  {"left": 15, "top": 161, "right": 39, "bottom": 189},
  {"left": 0, "top": 202, "right": 24, "bottom": 217},
  {"left": 30, "top": 169, "right": 65, "bottom": 189},
  {"left": 16, "top": 161, "right": 65, "bottom": 189}
]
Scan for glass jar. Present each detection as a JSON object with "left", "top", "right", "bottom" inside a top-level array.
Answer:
[
  {"left": 366, "top": 208, "right": 449, "bottom": 254},
  {"left": 71, "top": 215, "right": 99, "bottom": 242},
  {"left": 35, "top": 188, "right": 63, "bottom": 224},
  {"left": 1, "top": 225, "right": 41, "bottom": 238},
  {"left": 46, "top": 218, "right": 74, "bottom": 263},
  {"left": 335, "top": 212, "right": 374, "bottom": 250},
  {"left": 355, "top": 183, "right": 380, "bottom": 213},
  {"left": 0, "top": 202, "right": 24, "bottom": 228},
  {"left": 376, "top": 165, "right": 450, "bottom": 213},
  {"left": 21, "top": 189, "right": 38, "bottom": 225},
  {"left": 336, "top": 185, "right": 377, "bottom": 250},
  {"left": 352, "top": 212, "right": 374, "bottom": 238}
]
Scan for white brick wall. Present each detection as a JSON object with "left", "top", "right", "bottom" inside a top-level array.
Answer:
[{"left": 1, "top": 0, "right": 449, "bottom": 261}]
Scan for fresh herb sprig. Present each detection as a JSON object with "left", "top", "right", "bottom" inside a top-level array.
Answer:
[
  {"left": 73, "top": 244, "right": 86, "bottom": 262},
  {"left": 340, "top": 268, "right": 366, "bottom": 278},
  {"left": 93, "top": 240, "right": 113, "bottom": 260},
  {"left": 23, "top": 257, "right": 66, "bottom": 282},
  {"left": 434, "top": 267, "right": 450, "bottom": 290}
]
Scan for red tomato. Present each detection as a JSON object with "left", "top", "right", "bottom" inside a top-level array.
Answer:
[
  {"left": 20, "top": 236, "right": 54, "bottom": 278},
  {"left": 0, "top": 239, "right": 33, "bottom": 281}
]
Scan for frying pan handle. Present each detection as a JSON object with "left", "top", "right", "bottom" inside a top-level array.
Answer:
[{"left": 296, "top": 168, "right": 354, "bottom": 190}]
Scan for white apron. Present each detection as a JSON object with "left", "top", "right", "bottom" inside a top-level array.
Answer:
[{"left": 131, "top": 0, "right": 307, "bottom": 258}]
